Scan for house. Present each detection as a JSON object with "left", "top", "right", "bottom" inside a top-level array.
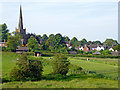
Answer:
[
  {"left": 88, "top": 44, "right": 97, "bottom": 51},
  {"left": 68, "top": 46, "right": 72, "bottom": 49},
  {"left": 65, "top": 41, "right": 72, "bottom": 49},
  {"left": 108, "top": 45, "right": 114, "bottom": 52},
  {"left": 78, "top": 45, "right": 84, "bottom": 51},
  {"left": 16, "top": 47, "right": 28, "bottom": 54},
  {"left": 93, "top": 51, "right": 101, "bottom": 55},
  {"left": 0, "top": 40, "right": 6, "bottom": 47},
  {"left": 96, "top": 45, "right": 104, "bottom": 51},
  {"left": 83, "top": 44, "right": 89, "bottom": 52},
  {"left": 111, "top": 50, "right": 120, "bottom": 56},
  {"left": 34, "top": 52, "right": 42, "bottom": 57},
  {"left": 68, "top": 51, "right": 78, "bottom": 54},
  {"left": 75, "top": 47, "right": 79, "bottom": 50}
]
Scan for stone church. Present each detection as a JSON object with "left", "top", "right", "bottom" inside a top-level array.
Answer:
[
  {"left": 16, "top": 5, "right": 41, "bottom": 46},
  {"left": 16, "top": 5, "right": 27, "bottom": 45}
]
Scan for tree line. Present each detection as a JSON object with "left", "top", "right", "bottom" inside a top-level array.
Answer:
[{"left": 0, "top": 23, "right": 119, "bottom": 53}]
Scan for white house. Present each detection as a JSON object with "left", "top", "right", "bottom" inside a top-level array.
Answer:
[
  {"left": 96, "top": 46, "right": 104, "bottom": 51},
  {"left": 109, "top": 48, "right": 114, "bottom": 52},
  {"left": 79, "top": 47, "right": 84, "bottom": 51},
  {"left": 68, "top": 46, "right": 72, "bottom": 49}
]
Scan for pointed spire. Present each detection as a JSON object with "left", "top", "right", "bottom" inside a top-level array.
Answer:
[{"left": 18, "top": 5, "right": 23, "bottom": 29}]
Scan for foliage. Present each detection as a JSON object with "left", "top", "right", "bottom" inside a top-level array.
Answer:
[
  {"left": 59, "top": 47, "right": 68, "bottom": 54},
  {"left": 6, "top": 33, "right": 22, "bottom": 52},
  {"left": 27, "top": 36, "right": 39, "bottom": 52},
  {"left": 113, "top": 44, "right": 120, "bottom": 51},
  {"left": 37, "top": 35, "right": 41, "bottom": 39},
  {"left": 64, "top": 36, "right": 70, "bottom": 42},
  {"left": 102, "top": 49, "right": 111, "bottom": 55},
  {"left": 79, "top": 38, "right": 87, "bottom": 46},
  {"left": 52, "top": 54, "right": 70, "bottom": 75},
  {"left": 42, "top": 34, "right": 48, "bottom": 41},
  {"left": 103, "top": 39, "right": 118, "bottom": 47},
  {"left": 2, "top": 46, "right": 7, "bottom": 51},
  {"left": 88, "top": 40, "right": 102, "bottom": 45},
  {"left": 71, "top": 37, "right": 78, "bottom": 46},
  {"left": 0, "top": 23, "right": 9, "bottom": 42},
  {"left": 10, "top": 54, "right": 43, "bottom": 81},
  {"left": 78, "top": 50, "right": 84, "bottom": 54}
]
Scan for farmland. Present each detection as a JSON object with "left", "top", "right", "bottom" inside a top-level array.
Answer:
[{"left": 1, "top": 52, "right": 119, "bottom": 88}]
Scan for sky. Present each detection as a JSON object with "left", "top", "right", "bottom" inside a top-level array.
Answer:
[{"left": 0, "top": 0, "right": 119, "bottom": 42}]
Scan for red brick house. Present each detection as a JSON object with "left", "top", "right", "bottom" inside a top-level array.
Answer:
[{"left": 83, "top": 44, "right": 89, "bottom": 52}]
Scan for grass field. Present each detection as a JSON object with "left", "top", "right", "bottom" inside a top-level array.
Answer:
[{"left": 1, "top": 52, "right": 119, "bottom": 88}]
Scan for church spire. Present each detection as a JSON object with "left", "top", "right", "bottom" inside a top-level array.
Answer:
[{"left": 18, "top": 5, "right": 23, "bottom": 29}]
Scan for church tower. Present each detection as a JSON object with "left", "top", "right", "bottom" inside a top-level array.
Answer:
[{"left": 16, "top": 5, "right": 26, "bottom": 45}]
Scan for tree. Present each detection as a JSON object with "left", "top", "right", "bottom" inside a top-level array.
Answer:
[
  {"left": 113, "top": 44, "right": 120, "bottom": 51},
  {"left": 42, "top": 34, "right": 48, "bottom": 41},
  {"left": 78, "top": 50, "right": 84, "bottom": 54},
  {"left": 52, "top": 33, "right": 64, "bottom": 50},
  {"left": 44, "top": 34, "right": 55, "bottom": 50},
  {"left": 79, "top": 38, "right": 87, "bottom": 46},
  {"left": 103, "top": 39, "right": 118, "bottom": 47},
  {"left": 27, "top": 36, "right": 39, "bottom": 52},
  {"left": 88, "top": 40, "right": 102, "bottom": 45},
  {"left": 52, "top": 54, "right": 70, "bottom": 75},
  {"left": 71, "top": 37, "right": 78, "bottom": 47},
  {"left": 37, "top": 35, "right": 41, "bottom": 39},
  {"left": 102, "top": 49, "right": 111, "bottom": 55},
  {"left": 10, "top": 54, "right": 43, "bottom": 80},
  {"left": 0, "top": 23, "right": 9, "bottom": 42},
  {"left": 6, "top": 33, "right": 22, "bottom": 52},
  {"left": 64, "top": 36, "right": 70, "bottom": 42},
  {"left": 49, "top": 34, "right": 54, "bottom": 38}
]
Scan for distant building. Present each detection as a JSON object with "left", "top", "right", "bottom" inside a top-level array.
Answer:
[
  {"left": 0, "top": 40, "right": 6, "bottom": 47},
  {"left": 83, "top": 44, "right": 89, "bottom": 52},
  {"left": 65, "top": 41, "right": 72, "bottom": 49},
  {"left": 88, "top": 44, "right": 97, "bottom": 51},
  {"left": 34, "top": 52, "right": 42, "bottom": 57},
  {"left": 79, "top": 46, "right": 84, "bottom": 51},
  {"left": 107, "top": 45, "right": 114, "bottom": 52},
  {"left": 68, "top": 51, "right": 78, "bottom": 54},
  {"left": 96, "top": 45, "right": 104, "bottom": 51},
  {"left": 16, "top": 5, "right": 27, "bottom": 45},
  {"left": 111, "top": 51, "right": 120, "bottom": 56},
  {"left": 93, "top": 51, "right": 101, "bottom": 55},
  {"left": 75, "top": 45, "right": 84, "bottom": 51},
  {"left": 16, "top": 47, "right": 28, "bottom": 54}
]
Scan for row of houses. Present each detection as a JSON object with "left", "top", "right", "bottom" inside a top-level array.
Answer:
[{"left": 65, "top": 41, "right": 115, "bottom": 52}]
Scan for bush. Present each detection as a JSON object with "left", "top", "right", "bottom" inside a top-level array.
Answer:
[
  {"left": 52, "top": 54, "right": 70, "bottom": 76},
  {"left": 10, "top": 54, "right": 43, "bottom": 81}
]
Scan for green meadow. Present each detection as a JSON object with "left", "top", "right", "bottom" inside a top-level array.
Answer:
[{"left": 1, "top": 52, "right": 119, "bottom": 88}]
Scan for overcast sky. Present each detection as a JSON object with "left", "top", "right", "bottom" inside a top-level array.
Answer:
[{"left": 0, "top": 0, "right": 119, "bottom": 42}]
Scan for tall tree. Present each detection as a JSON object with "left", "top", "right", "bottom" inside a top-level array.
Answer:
[
  {"left": 71, "top": 37, "right": 78, "bottom": 47},
  {"left": 103, "top": 39, "right": 118, "bottom": 46},
  {"left": 52, "top": 33, "right": 64, "bottom": 50},
  {"left": 6, "top": 32, "right": 22, "bottom": 51},
  {"left": 27, "top": 36, "right": 39, "bottom": 52},
  {"left": 64, "top": 36, "right": 70, "bottom": 42},
  {"left": 79, "top": 38, "right": 87, "bottom": 46},
  {"left": 42, "top": 34, "right": 48, "bottom": 41},
  {"left": 0, "top": 23, "right": 9, "bottom": 42}
]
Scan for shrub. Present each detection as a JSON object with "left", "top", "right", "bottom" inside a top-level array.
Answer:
[
  {"left": 10, "top": 54, "right": 43, "bottom": 81},
  {"left": 52, "top": 54, "right": 70, "bottom": 75}
]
